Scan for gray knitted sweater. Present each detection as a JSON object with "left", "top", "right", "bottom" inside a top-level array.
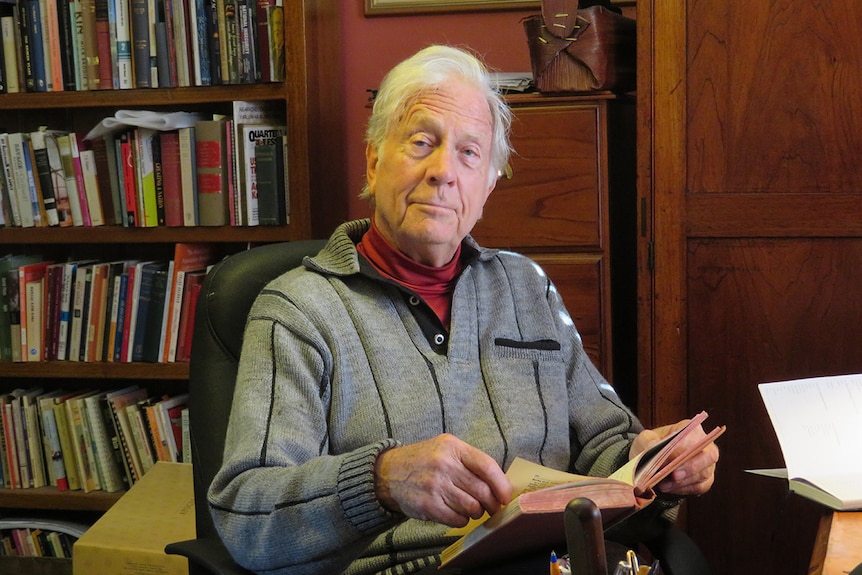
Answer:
[{"left": 208, "top": 219, "right": 644, "bottom": 575}]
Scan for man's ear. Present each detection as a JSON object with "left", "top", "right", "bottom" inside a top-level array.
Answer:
[
  {"left": 365, "top": 144, "right": 379, "bottom": 194},
  {"left": 483, "top": 179, "right": 497, "bottom": 202}
]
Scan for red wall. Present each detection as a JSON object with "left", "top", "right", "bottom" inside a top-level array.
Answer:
[{"left": 337, "top": 0, "right": 538, "bottom": 224}]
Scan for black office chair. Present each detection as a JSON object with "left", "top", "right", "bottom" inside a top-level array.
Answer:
[
  {"left": 164, "top": 238, "right": 711, "bottom": 575},
  {"left": 165, "top": 239, "right": 327, "bottom": 575}
]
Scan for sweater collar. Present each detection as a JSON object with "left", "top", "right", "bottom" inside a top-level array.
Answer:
[{"left": 305, "top": 219, "right": 493, "bottom": 277}]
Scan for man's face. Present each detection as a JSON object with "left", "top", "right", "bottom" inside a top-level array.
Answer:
[{"left": 365, "top": 79, "right": 496, "bottom": 267}]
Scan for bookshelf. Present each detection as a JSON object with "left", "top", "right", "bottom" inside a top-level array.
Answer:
[{"left": 0, "top": 0, "right": 336, "bottom": 542}]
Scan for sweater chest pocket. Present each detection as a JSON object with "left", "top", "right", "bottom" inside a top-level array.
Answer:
[{"left": 489, "top": 337, "right": 566, "bottom": 385}]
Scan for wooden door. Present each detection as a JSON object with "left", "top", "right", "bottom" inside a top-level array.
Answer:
[{"left": 638, "top": 1, "right": 862, "bottom": 574}]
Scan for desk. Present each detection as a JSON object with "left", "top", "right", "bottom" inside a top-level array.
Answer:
[{"left": 809, "top": 512, "right": 862, "bottom": 575}]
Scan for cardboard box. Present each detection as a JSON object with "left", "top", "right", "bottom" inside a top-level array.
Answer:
[{"left": 73, "top": 462, "right": 195, "bottom": 575}]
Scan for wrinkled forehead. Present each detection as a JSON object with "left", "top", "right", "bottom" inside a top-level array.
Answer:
[{"left": 398, "top": 83, "right": 493, "bottom": 134}]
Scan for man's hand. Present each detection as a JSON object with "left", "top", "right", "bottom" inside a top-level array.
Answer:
[
  {"left": 374, "top": 434, "right": 512, "bottom": 527},
  {"left": 630, "top": 418, "right": 720, "bottom": 497}
]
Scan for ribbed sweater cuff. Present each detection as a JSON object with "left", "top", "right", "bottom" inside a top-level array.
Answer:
[{"left": 337, "top": 439, "right": 401, "bottom": 534}]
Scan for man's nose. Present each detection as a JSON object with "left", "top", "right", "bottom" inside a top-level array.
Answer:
[{"left": 426, "top": 146, "right": 456, "bottom": 186}]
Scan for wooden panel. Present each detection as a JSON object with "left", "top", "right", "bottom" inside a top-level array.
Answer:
[
  {"left": 685, "top": 238, "right": 862, "bottom": 575},
  {"left": 472, "top": 103, "right": 604, "bottom": 249},
  {"left": 531, "top": 254, "right": 606, "bottom": 376},
  {"left": 686, "top": 0, "right": 862, "bottom": 194}
]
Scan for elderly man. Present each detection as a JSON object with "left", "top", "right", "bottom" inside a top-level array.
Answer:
[{"left": 208, "top": 44, "right": 719, "bottom": 575}]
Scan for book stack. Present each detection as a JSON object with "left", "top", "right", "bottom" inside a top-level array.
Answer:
[
  {"left": 0, "top": 243, "right": 216, "bottom": 364},
  {"left": 0, "top": 384, "right": 189, "bottom": 493},
  {"left": 0, "top": 103, "right": 289, "bottom": 229},
  {"left": 0, "top": 0, "right": 286, "bottom": 94},
  {"left": 0, "top": 517, "right": 89, "bottom": 559}
]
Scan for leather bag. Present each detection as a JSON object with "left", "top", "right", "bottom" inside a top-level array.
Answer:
[{"left": 523, "top": 0, "right": 636, "bottom": 93}]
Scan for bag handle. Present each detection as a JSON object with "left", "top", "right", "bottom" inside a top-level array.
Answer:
[{"left": 541, "top": 0, "right": 587, "bottom": 40}]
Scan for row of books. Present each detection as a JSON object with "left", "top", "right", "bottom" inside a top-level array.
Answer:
[
  {"left": 0, "top": 243, "right": 217, "bottom": 363},
  {"left": 0, "top": 0, "right": 285, "bottom": 94},
  {"left": 1, "top": 526, "right": 76, "bottom": 558},
  {"left": 0, "top": 385, "right": 190, "bottom": 493},
  {"left": 0, "top": 102, "right": 289, "bottom": 229}
]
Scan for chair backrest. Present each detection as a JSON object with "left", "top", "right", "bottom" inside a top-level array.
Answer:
[{"left": 187, "top": 239, "right": 327, "bottom": 540}]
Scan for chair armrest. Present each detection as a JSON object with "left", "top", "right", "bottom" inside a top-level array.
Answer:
[{"left": 165, "top": 537, "right": 254, "bottom": 575}]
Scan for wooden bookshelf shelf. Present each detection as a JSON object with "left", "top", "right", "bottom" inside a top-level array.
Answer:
[
  {"left": 0, "top": 487, "right": 122, "bottom": 512},
  {"left": 0, "top": 224, "right": 302, "bottom": 245},
  {"left": 0, "top": 361, "right": 189, "bottom": 380},
  {"left": 0, "top": 83, "right": 286, "bottom": 111}
]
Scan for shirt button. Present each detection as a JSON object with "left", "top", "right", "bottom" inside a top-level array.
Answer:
[
  {"left": 433, "top": 333, "right": 445, "bottom": 345},
  {"left": 408, "top": 295, "right": 421, "bottom": 306}
]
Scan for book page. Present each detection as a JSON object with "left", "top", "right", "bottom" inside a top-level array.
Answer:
[{"left": 758, "top": 374, "right": 862, "bottom": 483}]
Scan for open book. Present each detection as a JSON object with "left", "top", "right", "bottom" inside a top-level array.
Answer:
[
  {"left": 439, "top": 412, "right": 725, "bottom": 569},
  {"left": 747, "top": 374, "right": 862, "bottom": 511}
]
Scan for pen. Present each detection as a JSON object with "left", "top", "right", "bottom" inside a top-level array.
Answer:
[
  {"left": 550, "top": 550, "right": 562, "bottom": 575},
  {"left": 646, "top": 559, "right": 660, "bottom": 575}
]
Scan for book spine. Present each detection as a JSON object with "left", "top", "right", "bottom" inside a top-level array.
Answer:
[
  {"left": 205, "top": 0, "right": 220, "bottom": 84},
  {"left": 42, "top": 408, "right": 69, "bottom": 491},
  {"left": 130, "top": 0, "right": 150, "bottom": 87},
  {"left": 29, "top": 131, "right": 59, "bottom": 226},
  {"left": 94, "top": 0, "right": 112, "bottom": 89},
  {"left": 125, "top": 402, "right": 155, "bottom": 473},
  {"left": 0, "top": 134, "right": 20, "bottom": 226},
  {"left": 122, "top": 263, "right": 140, "bottom": 362},
  {"left": 141, "top": 267, "right": 167, "bottom": 362},
  {"left": 12, "top": 398, "right": 32, "bottom": 487},
  {"left": 84, "top": 395, "right": 124, "bottom": 492},
  {"left": 192, "top": 0, "right": 210, "bottom": 85},
  {"left": 111, "top": 272, "right": 128, "bottom": 362},
  {"left": 43, "top": 133, "right": 73, "bottom": 227},
  {"left": 1, "top": 16, "right": 20, "bottom": 93},
  {"left": 25, "top": 0, "right": 47, "bottom": 91},
  {"left": 21, "top": 136, "right": 44, "bottom": 227},
  {"left": 7, "top": 134, "right": 33, "bottom": 228},
  {"left": 105, "top": 0, "right": 119, "bottom": 87},
  {"left": 64, "top": 399, "right": 92, "bottom": 491},
  {"left": 68, "top": 134, "right": 92, "bottom": 226},
  {"left": 41, "top": 0, "right": 61, "bottom": 92},
  {"left": 52, "top": 400, "right": 79, "bottom": 490},
  {"left": 151, "top": 129, "right": 166, "bottom": 225},
  {"left": 119, "top": 132, "right": 138, "bottom": 226},
  {"left": 194, "top": 119, "right": 228, "bottom": 226},
  {"left": 54, "top": 134, "right": 86, "bottom": 226},
  {"left": 115, "top": 0, "right": 132, "bottom": 88},
  {"left": 4, "top": 268, "right": 23, "bottom": 362},
  {"left": 178, "top": 126, "right": 197, "bottom": 226},
  {"left": 104, "top": 396, "right": 136, "bottom": 488},
  {"left": 89, "top": 135, "right": 117, "bottom": 225},
  {"left": 79, "top": 0, "right": 100, "bottom": 89},
  {"left": 0, "top": 404, "right": 12, "bottom": 483},
  {"left": 24, "top": 399, "right": 46, "bottom": 486},
  {"left": 2, "top": 403, "right": 20, "bottom": 488},
  {"left": 78, "top": 146, "right": 105, "bottom": 226}
]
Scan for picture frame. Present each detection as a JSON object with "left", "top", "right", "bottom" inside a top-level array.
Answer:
[{"left": 365, "top": 0, "right": 634, "bottom": 16}]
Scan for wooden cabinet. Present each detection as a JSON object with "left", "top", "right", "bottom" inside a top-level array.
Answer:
[
  {"left": 471, "top": 93, "right": 636, "bottom": 396},
  {"left": 639, "top": 1, "right": 862, "bottom": 574},
  {"left": 0, "top": 0, "right": 337, "bottom": 522}
]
